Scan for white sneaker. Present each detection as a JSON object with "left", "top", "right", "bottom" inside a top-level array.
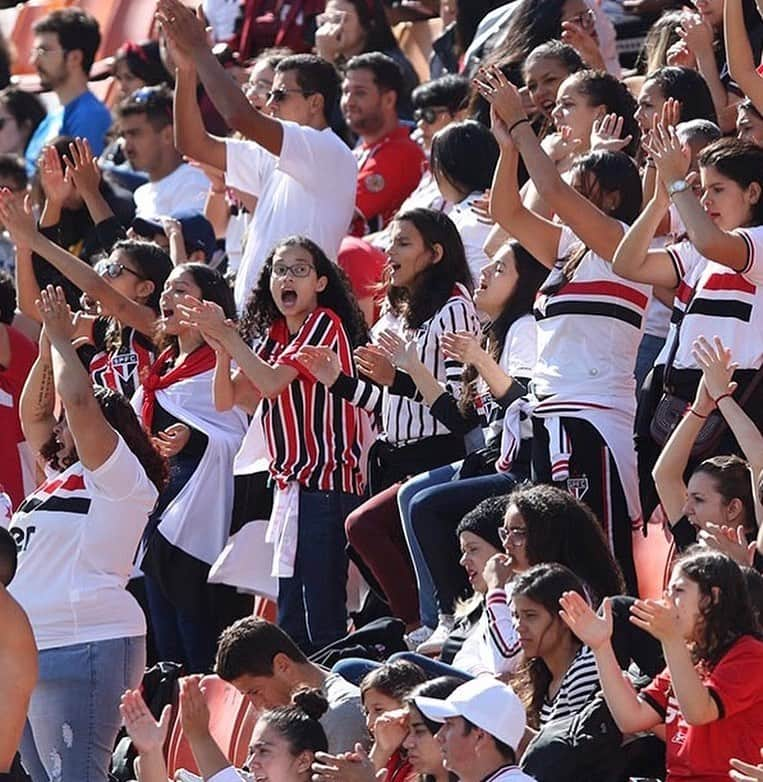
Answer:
[
  {"left": 416, "top": 614, "right": 454, "bottom": 656},
  {"left": 405, "top": 624, "right": 434, "bottom": 651}
]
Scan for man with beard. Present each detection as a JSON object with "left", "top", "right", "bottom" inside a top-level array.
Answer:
[
  {"left": 24, "top": 8, "right": 112, "bottom": 172},
  {"left": 341, "top": 53, "right": 425, "bottom": 235}
]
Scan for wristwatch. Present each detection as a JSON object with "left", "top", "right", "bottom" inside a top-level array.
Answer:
[{"left": 667, "top": 179, "right": 691, "bottom": 198}]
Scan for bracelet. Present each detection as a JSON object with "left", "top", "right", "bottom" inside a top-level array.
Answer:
[
  {"left": 688, "top": 407, "right": 708, "bottom": 419},
  {"left": 508, "top": 117, "right": 530, "bottom": 136},
  {"left": 713, "top": 392, "right": 733, "bottom": 405}
]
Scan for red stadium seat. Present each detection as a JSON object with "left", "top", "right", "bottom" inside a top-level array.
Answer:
[{"left": 95, "top": 0, "right": 157, "bottom": 61}]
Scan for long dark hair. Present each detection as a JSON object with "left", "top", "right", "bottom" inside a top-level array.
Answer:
[
  {"left": 644, "top": 66, "right": 718, "bottom": 126},
  {"left": 113, "top": 239, "right": 173, "bottom": 315},
  {"left": 693, "top": 455, "right": 756, "bottom": 533},
  {"left": 388, "top": 209, "right": 473, "bottom": 329},
  {"left": 676, "top": 548, "right": 761, "bottom": 669},
  {"left": 430, "top": 120, "right": 499, "bottom": 201},
  {"left": 157, "top": 263, "right": 236, "bottom": 354},
  {"left": 506, "top": 483, "right": 625, "bottom": 601},
  {"left": 239, "top": 236, "right": 368, "bottom": 348},
  {"left": 342, "top": 0, "right": 398, "bottom": 52},
  {"left": 512, "top": 563, "right": 588, "bottom": 728},
  {"left": 460, "top": 242, "right": 547, "bottom": 414},
  {"left": 39, "top": 387, "right": 169, "bottom": 491}
]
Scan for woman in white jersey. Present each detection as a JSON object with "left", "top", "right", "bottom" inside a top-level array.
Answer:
[
  {"left": 476, "top": 66, "right": 648, "bottom": 593},
  {"left": 612, "top": 131, "right": 763, "bottom": 474},
  {"left": 10, "top": 286, "right": 167, "bottom": 782}
]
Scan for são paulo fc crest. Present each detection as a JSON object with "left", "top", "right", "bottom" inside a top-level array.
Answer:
[{"left": 566, "top": 476, "right": 589, "bottom": 500}]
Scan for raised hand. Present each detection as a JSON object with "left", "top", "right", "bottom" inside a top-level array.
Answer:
[
  {"left": 295, "top": 345, "right": 342, "bottom": 386},
  {"left": 440, "top": 331, "right": 482, "bottom": 365},
  {"left": 678, "top": 12, "right": 715, "bottom": 57},
  {"left": 179, "top": 675, "right": 211, "bottom": 742},
  {"left": 541, "top": 126, "right": 584, "bottom": 163},
  {"left": 155, "top": 0, "right": 208, "bottom": 70},
  {"left": 36, "top": 285, "right": 76, "bottom": 344},
  {"left": 354, "top": 345, "right": 395, "bottom": 386},
  {"left": 490, "top": 105, "right": 515, "bottom": 150},
  {"left": 153, "top": 422, "right": 191, "bottom": 458},
  {"left": 63, "top": 137, "right": 101, "bottom": 196},
  {"left": 473, "top": 65, "right": 527, "bottom": 127},
  {"left": 377, "top": 329, "right": 419, "bottom": 372},
  {"left": 177, "top": 295, "right": 233, "bottom": 341},
  {"left": 643, "top": 121, "right": 691, "bottom": 189},
  {"left": 629, "top": 595, "right": 683, "bottom": 644},
  {"left": 590, "top": 113, "right": 633, "bottom": 153},
  {"left": 559, "top": 591, "right": 613, "bottom": 650},
  {"left": 692, "top": 336, "right": 738, "bottom": 403},
  {"left": 120, "top": 689, "right": 172, "bottom": 756},
  {"left": 39, "top": 145, "right": 73, "bottom": 205},
  {"left": 698, "top": 522, "right": 755, "bottom": 566},
  {"left": 730, "top": 749, "right": 763, "bottom": 782},
  {"left": 482, "top": 553, "right": 515, "bottom": 591},
  {"left": 0, "top": 189, "right": 38, "bottom": 247},
  {"left": 561, "top": 19, "right": 604, "bottom": 70},
  {"left": 666, "top": 39, "right": 697, "bottom": 69}
]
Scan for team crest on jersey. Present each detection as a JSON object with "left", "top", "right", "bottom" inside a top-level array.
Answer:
[
  {"left": 365, "top": 174, "right": 386, "bottom": 192},
  {"left": 111, "top": 351, "right": 139, "bottom": 382},
  {"left": 567, "top": 476, "right": 589, "bottom": 500}
]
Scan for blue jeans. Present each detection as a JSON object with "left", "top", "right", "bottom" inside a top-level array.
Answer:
[
  {"left": 20, "top": 635, "right": 145, "bottom": 782},
  {"left": 278, "top": 488, "right": 364, "bottom": 655},
  {"left": 398, "top": 463, "right": 461, "bottom": 628},
  {"left": 332, "top": 652, "right": 472, "bottom": 686},
  {"left": 410, "top": 470, "right": 518, "bottom": 616},
  {"left": 635, "top": 333, "right": 666, "bottom": 393}
]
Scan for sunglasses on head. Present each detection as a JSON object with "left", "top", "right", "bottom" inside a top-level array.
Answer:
[
  {"left": 96, "top": 260, "right": 146, "bottom": 280},
  {"left": 266, "top": 88, "right": 316, "bottom": 103},
  {"left": 413, "top": 106, "right": 451, "bottom": 125}
]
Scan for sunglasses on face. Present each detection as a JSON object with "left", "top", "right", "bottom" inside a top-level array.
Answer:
[
  {"left": 96, "top": 260, "right": 145, "bottom": 280},
  {"left": 271, "top": 262, "right": 316, "bottom": 278},
  {"left": 266, "top": 88, "right": 316, "bottom": 104},
  {"left": 414, "top": 106, "right": 451, "bottom": 125}
]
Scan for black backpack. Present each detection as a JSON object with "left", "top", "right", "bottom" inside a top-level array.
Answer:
[
  {"left": 109, "top": 661, "right": 184, "bottom": 782},
  {"left": 310, "top": 617, "right": 407, "bottom": 668}
]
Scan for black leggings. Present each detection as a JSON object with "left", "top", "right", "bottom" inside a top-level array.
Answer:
[{"left": 532, "top": 416, "right": 638, "bottom": 595}]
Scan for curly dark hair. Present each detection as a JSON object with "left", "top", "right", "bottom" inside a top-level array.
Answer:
[
  {"left": 387, "top": 208, "right": 473, "bottom": 330},
  {"left": 239, "top": 236, "right": 369, "bottom": 349},
  {"left": 511, "top": 563, "right": 588, "bottom": 728},
  {"left": 674, "top": 548, "right": 761, "bottom": 670},
  {"left": 506, "top": 483, "right": 625, "bottom": 602},
  {"left": 39, "top": 387, "right": 168, "bottom": 491}
]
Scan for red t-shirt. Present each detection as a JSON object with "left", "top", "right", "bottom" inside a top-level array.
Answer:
[
  {"left": 0, "top": 326, "right": 38, "bottom": 508},
  {"left": 353, "top": 125, "right": 426, "bottom": 233},
  {"left": 640, "top": 635, "right": 763, "bottom": 781}
]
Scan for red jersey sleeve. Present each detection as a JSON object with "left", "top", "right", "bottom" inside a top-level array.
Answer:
[
  {"left": 639, "top": 666, "right": 672, "bottom": 720},
  {"left": 705, "top": 636, "right": 763, "bottom": 719},
  {"left": 356, "top": 139, "right": 425, "bottom": 226},
  {"left": 276, "top": 308, "right": 339, "bottom": 382}
]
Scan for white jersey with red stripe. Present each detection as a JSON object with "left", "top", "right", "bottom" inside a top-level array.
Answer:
[
  {"left": 532, "top": 225, "right": 652, "bottom": 399},
  {"left": 665, "top": 226, "right": 763, "bottom": 369}
]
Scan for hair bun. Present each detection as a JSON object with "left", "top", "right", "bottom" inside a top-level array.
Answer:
[{"left": 291, "top": 687, "right": 329, "bottom": 722}]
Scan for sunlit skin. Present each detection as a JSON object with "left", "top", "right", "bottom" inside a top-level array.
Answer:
[
  {"left": 98, "top": 248, "right": 152, "bottom": 304},
  {"left": 473, "top": 247, "right": 520, "bottom": 320},
  {"left": 682, "top": 470, "right": 744, "bottom": 531},
  {"left": 341, "top": 68, "right": 395, "bottom": 138},
  {"left": 230, "top": 672, "right": 294, "bottom": 712},
  {"left": 500, "top": 504, "right": 531, "bottom": 572},
  {"left": 0, "top": 107, "right": 30, "bottom": 156},
  {"left": 246, "top": 720, "right": 314, "bottom": 782},
  {"left": 403, "top": 703, "right": 449, "bottom": 778},
  {"left": 665, "top": 564, "right": 706, "bottom": 642},
  {"left": 159, "top": 267, "right": 203, "bottom": 336},
  {"left": 736, "top": 104, "right": 763, "bottom": 145},
  {"left": 362, "top": 687, "right": 401, "bottom": 735},
  {"left": 436, "top": 716, "right": 478, "bottom": 776},
  {"left": 385, "top": 218, "right": 442, "bottom": 289},
  {"left": 513, "top": 594, "right": 571, "bottom": 659},
  {"left": 31, "top": 32, "right": 70, "bottom": 91},
  {"left": 265, "top": 70, "right": 316, "bottom": 125},
  {"left": 459, "top": 531, "right": 501, "bottom": 594},
  {"left": 268, "top": 245, "right": 327, "bottom": 334},
  {"left": 551, "top": 77, "right": 605, "bottom": 147},
  {"left": 698, "top": 164, "right": 761, "bottom": 231},
  {"left": 113, "top": 60, "right": 146, "bottom": 102},
  {"left": 246, "top": 60, "right": 277, "bottom": 113},
  {"left": 323, "top": 0, "right": 366, "bottom": 56},
  {"left": 417, "top": 106, "right": 455, "bottom": 152},
  {"left": 635, "top": 79, "right": 665, "bottom": 136},
  {"left": 692, "top": 0, "right": 723, "bottom": 29},
  {"left": 525, "top": 57, "right": 574, "bottom": 118}
]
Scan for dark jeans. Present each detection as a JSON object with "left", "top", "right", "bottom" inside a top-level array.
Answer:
[
  {"left": 410, "top": 471, "right": 518, "bottom": 615},
  {"left": 332, "top": 651, "right": 473, "bottom": 686},
  {"left": 279, "top": 488, "right": 364, "bottom": 655},
  {"left": 144, "top": 574, "right": 218, "bottom": 673}
]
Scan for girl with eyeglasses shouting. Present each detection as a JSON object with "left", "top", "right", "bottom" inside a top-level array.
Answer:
[
  {"left": 0, "top": 145, "right": 173, "bottom": 400},
  {"left": 178, "top": 235, "right": 370, "bottom": 655}
]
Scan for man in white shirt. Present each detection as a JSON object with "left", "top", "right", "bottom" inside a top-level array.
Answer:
[
  {"left": 116, "top": 85, "right": 210, "bottom": 218},
  {"left": 416, "top": 676, "right": 538, "bottom": 782},
  {"left": 156, "top": 0, "right": 357, "bottom": 311}
]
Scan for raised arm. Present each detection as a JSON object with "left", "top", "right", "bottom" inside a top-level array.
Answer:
[
  {"left": 487, "top": 114, "right": 561, "bottom": 269},
  {"left": 38, "top": 286, "right": 118, "bottom": 470},
  {"left": 156, "top": 0, "right": 284, "bottom": 156},
  {"left": 120, "top": 690, "right": 172, "bottom": 782},
  {"left": 212, "top": 341, "right": 261, "bottom": 413},
  {"left": 63, "top": 137, "right": 116, "bottom": 226},
  {"left": 19, "top": 328, "right": 55, "bottom": 456},
  {"left": 477, "top": 67, "right": 625, "bottom": 261},
  {"left": 647, "top": 122, "right": 750, "bottom": 269},
  {"left": 725, "top": 0, "right": 763, "bottom": 113},
  {"left": 0, "top": 190, "right": 157, "bottom": 337},
  {"left": 14, "top": 243, "right": 41, "bottom": 320}
]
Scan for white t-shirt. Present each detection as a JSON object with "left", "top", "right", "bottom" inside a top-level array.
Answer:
[
  {"left": 532, "top": 224, "right": 651, "bottom": 399},
  {"left": 133, "top": 162, "right": 210, "bottom": 218},
  {"left": 665, "top": 226, "right": 763, "bottom": 370},
  {"left": 449, "top": 191, "right": 494, "bottom": 286},
  {"left": 226, "top": 121, "right": 357, "bottom": 311},
  {"left": 8, "top": 435, "right": 158, "bottom": 650}
]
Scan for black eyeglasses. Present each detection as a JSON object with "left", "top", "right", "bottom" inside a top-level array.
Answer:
[
  {"left": 96, "top": 260, "right": 146, "bottom": 280},
  {"left": 266, "top": 88, "right": 316, "bottom": 104},
  {"left": 413, "top": 106, "right": 452, "bottom": 125},
  {"left": 272, "top": 261, "right": 316, "bottom": 278}
]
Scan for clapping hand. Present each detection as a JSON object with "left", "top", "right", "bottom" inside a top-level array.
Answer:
[
  {"left": 120, "top": 689, "right": 172, "bottom": 756},
  {"left": 39, "top": 145, "right": 74, "bottom": 205},
  {"left": 36, "top": 285, "right": 76, "bottom": 344},
  {"left": 441, "top": 331, "right": 482, "bottom": 365},
  {"left": 559, "top": 591, "right": 613, "bottom": 651},
  {"left": 155, "top": 0, "right": 209, "bottom": 70},
  {"left": 590, "top": 113, "right": 633, "bottom": 153},
  {"left": 179, "top": 675, "right": 211, "bottom": 742},
  {"left": 355, "top": 344, "right": 395, "bottom": 386},
  {"left": 0, "top": 188, "right": 37, "bottom": 248},
  {"left": 629, "top": 594, "right": 683, "bottom": 644},
  {"left": 730, "top": 749, "right": 763, "bottom": 782},
  {"left": 698, "top": 522, "right": 756, "bottom": 566},
  {"left": 63, "top": 137, "right": 101, "bottom": 197},
  {"left": 643, "top": 121, "right": 691, "bottom": 190},
  {"left": 295, "top": 345, "right": 342, "bottom": 386},
  {"left": 692, "top": 336, "right": 738, "bottom": 403},
  {"left": 377, "top": 329, "right": 419, "bottom": 372},
  {"left": 177, "top": 295, "right": 234, "bottom": 342},
  {"left": 474, "top": 65, "right": 527, "bottom": 128}
]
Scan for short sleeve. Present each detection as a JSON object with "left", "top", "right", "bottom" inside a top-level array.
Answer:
[
  {"left": 225, "top": 137, "right": 278, "bottom": 198},
  {"left": 705, "top": 637, "right": 763, "bottom": 719},
  {"left": 84, "top": 434, "right": 157, "bottom": 505},
  {"left": 502, "top": 315, "right": 537, "bottom": 379},
  {"left": 732, "top": 226, "right": 763, "bottom": 284},
  {"left": 556, "top": 224, "right": 581, "bottom": 261},
  {"left": 665, "top": 239, "right": 705, "bottom": 286},
  {"left": 639, "top": 666, "right": 671, "bottom": 720},
  {"left": 277, "top": 123, "right": 339, "bottom": 193},
  {"left": 276, "top": 309, "right": 339, "bottom": 381},
  {"left": 356, "top": 141, "right": 424, "bottom": 223}
]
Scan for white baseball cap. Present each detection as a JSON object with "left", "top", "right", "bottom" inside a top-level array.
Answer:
[{"left": 414, "top": 676, "right": 526, "bottom": 752}]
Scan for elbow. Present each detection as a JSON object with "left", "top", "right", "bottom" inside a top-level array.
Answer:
[
  {"left": 214, "top": 397, "right": 233, "bottom": 413},
  {"left": 683, "top": 708, "right": 718, "bottom": 727}
]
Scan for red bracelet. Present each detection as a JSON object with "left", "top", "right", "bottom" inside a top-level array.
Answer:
[
  {"left": 688, "top": 407, "right": 708, "bottom": 419},
  {"left": 713, "top": 392, "right": 733, "bottom": 405}
]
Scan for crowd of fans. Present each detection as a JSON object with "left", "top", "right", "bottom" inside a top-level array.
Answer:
[{"left": 2, "top": 0, "right": 763, "bottom": 780}]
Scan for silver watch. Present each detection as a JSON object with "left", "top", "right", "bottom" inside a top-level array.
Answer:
[{"left": 667, "top": 179, "right": 690, "bottom": 198}]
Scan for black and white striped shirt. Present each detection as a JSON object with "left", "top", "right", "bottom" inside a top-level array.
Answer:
[
  {"left": 539, "top": 645, "right": 600, "bottom": 726},
  {"left": 335, "top": 284, "right": 480, "bottom": 445}
]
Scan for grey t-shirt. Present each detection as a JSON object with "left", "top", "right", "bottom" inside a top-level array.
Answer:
[{"left": 320, "top": 671, "right": 370, "bottom": 753}]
